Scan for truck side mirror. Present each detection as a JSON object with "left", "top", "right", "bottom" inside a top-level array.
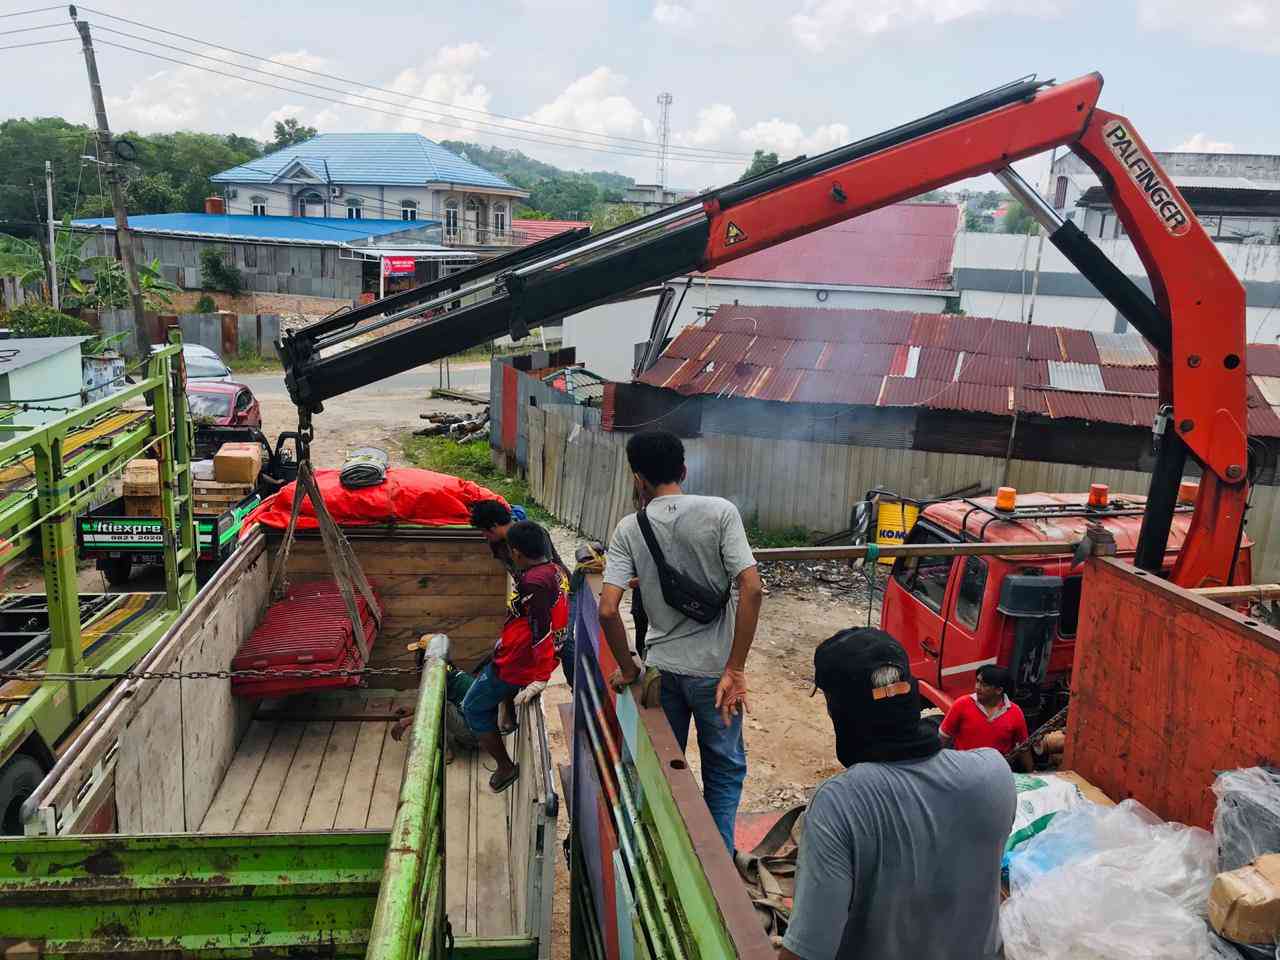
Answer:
[{"left": 997, "top": 575, "right": 1064, "bottom": 697}]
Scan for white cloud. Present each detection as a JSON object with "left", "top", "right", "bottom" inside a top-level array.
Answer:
[
  {"left": 525, "top": 67, "right": 654, "bottom": 141},
  {"left": 678, "top": 104, "right": 737, "bottom": 147},
  {"left": 739, "top": 117, "right": 850, "bottom": 157},
  {"left": 378, "top": 44, "right": 494, "bottom": 139},
  {"left": 1137, "top": 0, "right": 1280, "bottom": 53},
  {"left": 1173, "top": 132, "right": 1237, "bottom": 153},
  {"left": 790, "top": 0, "right": 1059, "bottom": 51},
  {"left": 653, "top": 2, "right": 696, "bottom": 27}
]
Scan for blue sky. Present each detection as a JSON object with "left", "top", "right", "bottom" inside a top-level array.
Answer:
[{"left": 1, "top": 0, "right": 1275, "bottom": 191}]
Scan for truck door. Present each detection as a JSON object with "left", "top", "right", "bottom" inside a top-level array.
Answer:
[
  {"left": 937, "top": 556, "right": 993, "bottom": 701},
  {"left": 881, "top": 523, "right": 956, "bottom": 696}
]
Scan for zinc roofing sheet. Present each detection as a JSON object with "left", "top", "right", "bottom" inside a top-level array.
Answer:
[
  {"left": 825, "top": 342, "right": 898, "bottom": 375},
  {"left": 1057, "top": 327, "right": 1101, "bottom": 364},
  {"left": 1093, "top": 332, "right": 1156, "bottom": 367},
  {"left": 915, "top": 347, "right": 963, "bottom": 382},
  {"left": 1248, "top": 344, "right": 1280, "bottom": 378},
  {"left": 1246, "top": 379, "right": 1280, "bottom": 436},
  {"left": 1100, "top": 366, "right": 1158, "bottom": 394},
  {"left": 1047, "top": 362, "right": 1107, "bottom": 393}
]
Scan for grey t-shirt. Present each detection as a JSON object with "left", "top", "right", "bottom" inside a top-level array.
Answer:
[
  {"left": 603, "top": 494, "right": 756, "bottom": 678},
  {"left": 783, "top": 748, "right": 1015, "bottom": 960}
]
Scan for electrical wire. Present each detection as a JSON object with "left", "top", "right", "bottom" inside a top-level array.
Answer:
[
  {"left": 92, "top": 24, "right": 744, "bottom": 164},
  {"left": 2, "top": 357, "right": 150, "bottom": 404},
  {"left": 0, "top": 19, "right": 67, "bottom": 34},
  {"left": 0, "top": 5, "right": 64, "bottom": 17},
  {"left": 93, "top": 38, "right": 742, "bottom": 167},
  {"left": 0, "top": 35, "right": 73, "bottom": 49},
  {"left": 78, "top": 6, "right": 749, "bottom": 161}
]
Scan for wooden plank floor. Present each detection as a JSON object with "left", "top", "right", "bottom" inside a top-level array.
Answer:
[
  {"left": 199, "top": 691, "right": 416, "bottom": 833},
  {"left": 444, "top": 742, "right": 518, "bottom": 938}
]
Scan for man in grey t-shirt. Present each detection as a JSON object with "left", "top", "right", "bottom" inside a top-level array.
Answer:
[
  {"left": 600, "top": 431, "right": 763, "bottom": 853},
  {"left": 781, "top": 628, "right": 1015, "bottom": 960}
]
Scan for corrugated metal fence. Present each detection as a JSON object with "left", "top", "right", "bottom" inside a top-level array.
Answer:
[{"left": 495, "top": 361, "right": 1280, "bottom": 581}]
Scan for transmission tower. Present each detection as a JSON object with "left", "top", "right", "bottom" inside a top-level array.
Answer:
[{"left": 656, "top": 92, "right": 674, "bottom": 192}]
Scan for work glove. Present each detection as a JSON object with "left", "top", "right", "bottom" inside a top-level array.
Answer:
[{"left": 514, "top": 679, "right": 548, "bottom": 706}]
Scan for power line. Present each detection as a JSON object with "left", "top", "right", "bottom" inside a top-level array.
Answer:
[
  {"left": 0, "top": 19, "right": 68, "bottom": 34},
  {"left": 0, "top": 35, "right": 73, "bottom": 49},
  {"left": 92, "top": 35, "right": 742, "bottom": 166},
  {"left": 78, "top": 5, "right": 748, "bottom": 161},
  {"left": 0, "top": 5, "right": 64, "bottom": 17}
]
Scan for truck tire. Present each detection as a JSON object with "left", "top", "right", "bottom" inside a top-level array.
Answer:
[
  {"left": 102, "top": 557, "right": 133, "bottom": 587},
  {"left": 0, "top": 754, "right": 43, "bottom": 835}
]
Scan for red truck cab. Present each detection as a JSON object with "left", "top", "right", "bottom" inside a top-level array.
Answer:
[{"left": 881, "top": 490, "right": 1252, "bottom": 725}]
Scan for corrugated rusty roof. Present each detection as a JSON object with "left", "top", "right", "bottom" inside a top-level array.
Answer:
[
  {"left": 701, "top": 202, "right": 960, "bottom": 292},
  {"left": 639, "top": 302, "right": 1280, "bottom": 435}
]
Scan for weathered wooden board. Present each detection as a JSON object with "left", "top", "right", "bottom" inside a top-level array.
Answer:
[
  {"left": 266, "top": 720, "right": 334, "bottom": 832},
  {"left": 334, "top": 698, "right": 391, "bottom": 829},
  {"left": 235, "top": 721, "right": 304, "bottom": 832},
  {"left": 199, "top": 721, "right": 275, "bottom": 832}
]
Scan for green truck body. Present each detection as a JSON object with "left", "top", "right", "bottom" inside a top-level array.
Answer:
[{"left": 0, "top": 335, "right": 197, "bottom": 826}]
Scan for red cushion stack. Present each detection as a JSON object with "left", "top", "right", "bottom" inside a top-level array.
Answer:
[{"left": 231, "top": 579, "right": 382, "bottom": 699}]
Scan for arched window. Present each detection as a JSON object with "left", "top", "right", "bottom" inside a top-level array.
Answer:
[
  {"left": 346, "top": 198, "right": 363, "bottom": 220},
  {"left": 297, "top": 190, "right": 324, "bottom": 217},
  {"left": 492, "top": 201, "right": 508, "bottom": 236},
  {"left": 250, "top": 195, "right": 267, "bottom": 217},
  {"left": 401, "top": 199, "right": 418, "bottom": 222},
  {"left": 444, "top": 199, "right": 459, "bottom": 239}
]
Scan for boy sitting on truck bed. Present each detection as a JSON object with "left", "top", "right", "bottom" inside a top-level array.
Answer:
[{"left": 397, "top": 521, "right": 566, "bottom": 791}]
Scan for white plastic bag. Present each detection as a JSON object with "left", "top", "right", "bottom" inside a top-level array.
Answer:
[
  {"left": 1006, "top": 772, "right": 1086, "bottom": 855},
  {"left": 1002, "top": 799, "right": 1219, "bottom": 960}
]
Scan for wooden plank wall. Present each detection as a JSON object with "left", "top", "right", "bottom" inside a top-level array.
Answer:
[
  {"left": 267, "top": 533, "right": 508, "bottom": 677},
  {"left": 524, "top": 407, "right": 1280, "bottom": 580}
]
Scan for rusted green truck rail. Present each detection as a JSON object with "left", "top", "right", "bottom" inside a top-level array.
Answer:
[{"left": 567, "top": 580, "right": 774, "bottom": 959}]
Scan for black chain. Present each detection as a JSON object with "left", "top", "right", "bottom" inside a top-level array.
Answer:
[{"left": 0, "top": 666, "right": 421, "bottom": 683}]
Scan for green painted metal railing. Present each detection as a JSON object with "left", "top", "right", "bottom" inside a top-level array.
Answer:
[{"left": 366, "top": 657, "right": 448, "bottom": 960}]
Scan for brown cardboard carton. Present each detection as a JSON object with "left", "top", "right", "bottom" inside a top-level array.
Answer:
[
  {"left": 123, "top": 458, "right": 160, "bottom": 497},
  {"left": 1209, "top": 854, "right": 1280, "bottom": 944},
  {"left": 214, "top": 443, "right": 263, "bottom": 484},
  {"left": 125, "top": 496, "right": 164, "bottom": 517}
]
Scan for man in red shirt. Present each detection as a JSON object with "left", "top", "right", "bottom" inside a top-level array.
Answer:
[
  {"left": 939, "top": 665, "right": 1033, "bottom": 771},
  {"left": 461, "top": 520, "right": 566, "bottom": 792}
]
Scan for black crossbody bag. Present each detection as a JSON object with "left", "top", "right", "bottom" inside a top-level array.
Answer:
[{"left": 635, "top": 506, "right": 730, "bottom": 625}]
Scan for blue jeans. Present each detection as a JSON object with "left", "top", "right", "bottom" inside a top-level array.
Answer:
[
  {"left": 461, "top": 662, "right": 520, "bottom": 734},
  {"left": 659, "top": 671, "right": 747, "bottom": 854}
]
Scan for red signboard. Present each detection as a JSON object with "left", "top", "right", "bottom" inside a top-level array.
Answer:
[{"left": 382, "top": 256, "right": 416, "bottom": 276}]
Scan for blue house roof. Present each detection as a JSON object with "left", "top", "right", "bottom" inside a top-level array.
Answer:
[
  {"left": 72, "top": 213, "right": 444, "bottom": 247},
  {"left": 209, "top": 133, "right": 519, "bottom": 191}
]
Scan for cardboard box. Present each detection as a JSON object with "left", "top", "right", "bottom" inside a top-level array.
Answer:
[
  {"left": 123, "top": 459, "right": 160, "bottom": 497},
  {"left": 1210, "top": 854, "right": 1280, "bottom": 944},
  {"left": 125, "top": 495, "right": 164, "bottom": 518},
  {"left": 214, "top": 443, "right": 263, "bottom": 485}
]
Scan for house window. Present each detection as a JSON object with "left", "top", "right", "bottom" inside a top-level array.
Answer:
[
  {"left": 1053, "top": 176, "right": 1068, "bottom": 210},
  {"left": 243, "top": 245, "right": 257, "bottom": 268},
  {"left": 346, "top": 199, "right": 363, "bottom": 220},
  {"left": 493, "top": 202, "right": 507, "bottom": 236},
  {"left": 298, "top": 191, "right": 324, "bottom": 217},
  {"left": 444, "top": 199, "right": 459, "bottom": 239},
  {"left": 250, "top": 196, "right": 267, "bottom": 217},
  {"left": 401, "top": 200, "right": 418, "bottom": 221}
]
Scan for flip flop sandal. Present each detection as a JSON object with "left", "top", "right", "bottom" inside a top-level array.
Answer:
[{"left": 490, "top": 764, "right": 520, "bottom": 793}]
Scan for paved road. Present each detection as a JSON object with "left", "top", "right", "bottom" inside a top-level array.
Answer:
[{"left": 241, "top": 361, "right": 490, "bottom": 399}]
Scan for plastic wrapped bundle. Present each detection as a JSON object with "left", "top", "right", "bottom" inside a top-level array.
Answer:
[
  {"left": 1002, "top": 799, "right": 1219, "bottom": 960},
  {"left": 1214, "top": 768, "right": 1280, "bottom": 873},
  {"left": 340, "top": 447, "right": 389, "bottom": 488}
]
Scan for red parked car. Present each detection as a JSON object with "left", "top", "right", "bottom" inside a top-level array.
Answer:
[{"left": 187, "top": 381, "right": 262, "bottom": 428}]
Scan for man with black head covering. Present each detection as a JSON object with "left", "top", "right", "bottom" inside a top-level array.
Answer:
[{"left": 779, "top": 628, "right": 1015, "bottom": 960}]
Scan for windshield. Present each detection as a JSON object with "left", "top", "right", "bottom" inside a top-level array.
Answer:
[
  {"left": 187, "top": 357, "right": 231, "bottom": 379},
  {"left": 188, "top": 391, "right": 233, "bottom": 418}
]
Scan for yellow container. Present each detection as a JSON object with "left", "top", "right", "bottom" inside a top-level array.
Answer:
[{"left": 874, "top": 499, "right": 919, "bottom": 564}]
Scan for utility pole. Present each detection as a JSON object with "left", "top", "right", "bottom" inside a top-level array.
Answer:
[
  {"left": 45, "top": 161, "right": 59, "bottom": 310},
  {"left": 71, "top": 8, "right": 148, "bottom": 358}
]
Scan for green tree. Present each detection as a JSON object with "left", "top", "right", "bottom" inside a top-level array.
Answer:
[
  {"left": 964, "top": 210, "right": 991, "bottom": 232},
  {"left": 591, "top": 203, "right": 642, "bottom": 232},
  {"left": 515, "top": 206, "right": 551, "bottom": 220},
  {"left": 527, "top": 178, "right": 599, "bottom": 219},
  {"left": 740, "top": 150, "right": 779, "bottom": 181},
  {"left": 5, "top": 302, "right": 93, "bottom": 338},
  {"left": 68, "top": 256, "right": 178, "bottom": 311},
  {"left": 1002, "top": 200, "right": 1036, "bottom": 235},
  {"left": 266, "top": 118, "right": 317, "bottom": 154},
  {"left": 200, "top": 247, "right": 243, "bottom": 295},
  {"left": 0, "top": 219, "right": 92, "bottom": 299},
  {"left": 0, "top": 117, "right": 95, "bottom": 240},
  {"left": 125, "top": 172, "right": 183, "bottom": 214}
]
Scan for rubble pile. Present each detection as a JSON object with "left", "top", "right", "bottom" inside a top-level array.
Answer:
[{"left": 757, "top": 559, "right": 881, "bottom": 606}]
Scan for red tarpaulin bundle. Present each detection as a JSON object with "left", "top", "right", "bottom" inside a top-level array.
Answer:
[
  {"left": 240, "top": 467, "right": 508, "bottom": 537},
  {"left": 231, "top": 579, "right": 383, "bottom": 699}
]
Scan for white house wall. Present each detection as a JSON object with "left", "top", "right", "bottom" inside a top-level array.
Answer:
[
  {"left": 221, "top": 182, "right": 519, "bottom": 228},
  {"left": 954, "top": 231, "right": 1280, "bottom": 335},
  {"left": 562, "top": 278, "right": 949, "bottom": 383},
  {"left": 3, "top": 351, "right": 82, "bottom": 427}
]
